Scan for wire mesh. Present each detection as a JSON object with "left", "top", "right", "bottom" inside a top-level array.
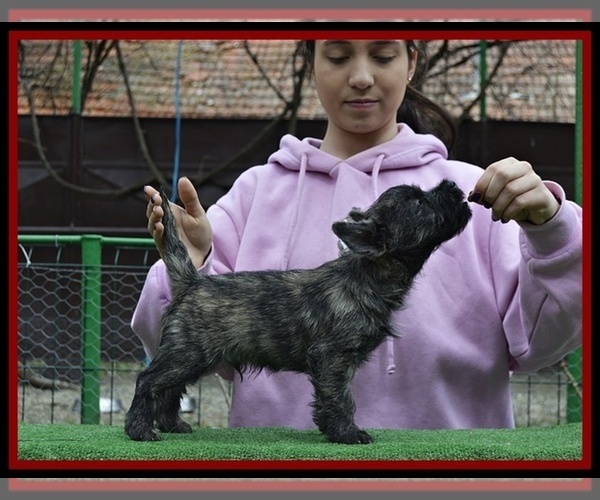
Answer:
[{"left": 17, "top": 239, "right": 233, "bottom": 429}]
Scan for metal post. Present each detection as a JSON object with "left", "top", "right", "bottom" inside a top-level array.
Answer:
[
  {"left": 478, "top": 40, "right": 489, "bottom": 168},
  {"left": 80, "top": 235, "right": 102, "bottom": 424},
  {"left": 566, "top": 39, "right": 583, "bottom": 424},
  {"left": 70, "top": 41, "right": 83, "bottom": 229},
  {"left": 479, "top": 40, "right": 487, "bottom": 120},
  {"left": 72, "top": 41, "right": 82, "bottom": 114}
]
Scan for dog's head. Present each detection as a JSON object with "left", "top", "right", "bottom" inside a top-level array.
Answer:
[{"left": 332, "top": 180, "right": 472, "bottom": 264}]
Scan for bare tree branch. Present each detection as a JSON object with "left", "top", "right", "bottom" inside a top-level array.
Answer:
[
  {"left": 19, "top": 39, "right": 527, "bottom": 201},
  {"left": 22, "top": 78, "right": 131, "bottom": 197},
  {"left": 425, "top": 40, "right": 511, "bottom": 79},
  {"left": 243, "top": 41, "right": 288, "bottom": 104},
  {"left": 115, "top": 41, "right": 169, "bottom": 187},
  {"left": 80, "top": 40, "right": 118, "bottom": 111},
  {"left": 20, "top": 40, "right": 163, "bottom": 197},
  {"left": 457, "top": 42, "right": 511, "bottom": 123},
  {"left": 285, "top": 42, "right": 309, "bottom": 136},
  {"left": 192, "top": 101, "right": 293, "bottom": 187},
  {"left": 190, "top": 41, "right": 309, "bottom": 187}
]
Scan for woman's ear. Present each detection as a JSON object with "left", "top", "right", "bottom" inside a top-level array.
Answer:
[{"left": 408, "top": 47, "right": 418, "bottom": 82}]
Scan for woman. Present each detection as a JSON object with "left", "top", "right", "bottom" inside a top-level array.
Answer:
[{"left": 131, "top": 39, "right": 581, "bottom": 430}]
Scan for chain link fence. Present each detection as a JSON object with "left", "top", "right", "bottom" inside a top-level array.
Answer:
[{"left": 16, "top": 235, "right": 582, "bottom": 429}]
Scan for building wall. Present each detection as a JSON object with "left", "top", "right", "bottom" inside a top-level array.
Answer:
[{"left": 18, "top": 116, "right": 577, "bottom": 236}]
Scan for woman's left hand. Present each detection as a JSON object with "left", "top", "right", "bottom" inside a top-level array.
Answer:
[{"left": 468, "top": 157, "right": 560, "bottom": 225}]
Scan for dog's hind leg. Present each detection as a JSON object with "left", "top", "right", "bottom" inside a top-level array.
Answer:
[
  {"left": 124, "top": 366, "right": 162, "bottom": 441},
  {"left": 145, "top": 347, "right": 217, "bottom": 437},
  {"left": 125, "top": 350, "right": 206, "bottom": 441},
  {"left": 155, "top": 384, "right": 193, "bottom": 434}
]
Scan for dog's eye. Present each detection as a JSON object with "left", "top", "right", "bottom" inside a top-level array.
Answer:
[{"left": 414, "top": 197, "right": 432, "bottom": 211}]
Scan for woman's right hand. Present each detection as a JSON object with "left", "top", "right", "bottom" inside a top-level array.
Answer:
[{"left": 144, "top": 176, "right": 213, "bottom": 269}]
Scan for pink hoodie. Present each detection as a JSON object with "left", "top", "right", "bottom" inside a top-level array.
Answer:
[{"left": 131, "top": 124, "right": 582, "bottom": 430}]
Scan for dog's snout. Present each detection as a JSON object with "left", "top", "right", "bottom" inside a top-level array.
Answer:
[
  {"left": 439, "top": 180, "right": 465, "bottom": 198},
  {"left": 435, "top": 179, "right": 457, "bottom": 191}
]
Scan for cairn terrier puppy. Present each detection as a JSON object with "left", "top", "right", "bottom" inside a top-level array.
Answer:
[{"left": 125, "top": 180, "right": 472, "bottom": 444}]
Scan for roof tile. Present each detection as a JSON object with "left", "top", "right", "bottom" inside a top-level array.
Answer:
[{"left": 18, "top": 39, "right": 577, "bottom": 123}]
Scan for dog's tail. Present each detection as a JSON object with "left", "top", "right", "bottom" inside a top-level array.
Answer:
[{"left": 158, "top": 186, "right": 201, "bottom": 296}]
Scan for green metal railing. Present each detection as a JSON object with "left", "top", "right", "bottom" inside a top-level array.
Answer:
[{"left": 18, "top": 234, "right": 155, "bottom": 424}]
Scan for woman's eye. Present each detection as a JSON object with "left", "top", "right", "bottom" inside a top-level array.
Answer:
[
  {"left": 327, "top": 56, "right": 348, "bottom": 64},
  {"left": 373, "top": 56, "right": 396, "bottom": 64}
]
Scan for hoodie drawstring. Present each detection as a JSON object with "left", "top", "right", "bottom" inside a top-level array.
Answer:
[
  {"left": 281, "top": 153, "right": 308, "bottom": 270},
  {"left": 371, "top": 154, "right": 397, "bottom": 375},
  {"left": 371, "top": 153, "right": 384, "bottom": 200}
]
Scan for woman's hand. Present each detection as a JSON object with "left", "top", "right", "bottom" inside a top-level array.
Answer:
[
  {"left": 468, "top": 157, "right": 560, "bottom": 225},
  {"left": 144, "top": 177, "right": 213, "bottom": 268}
]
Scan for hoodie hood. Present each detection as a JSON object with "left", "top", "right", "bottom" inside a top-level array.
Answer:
[
  {"left": 268, "top": 124, "right": 449, "bottom": 376},
  {"left": 268, "top": 123, "right": 448, "bottom": 178},
  {"left": 268, "top": 123, "right": 450, "bottom": 269}
]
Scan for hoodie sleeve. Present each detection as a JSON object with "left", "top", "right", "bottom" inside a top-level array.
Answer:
[
  {"left": 495, "top": 181, "right": 582, "bottom": 372},
  {"left": 130, "top": 259, "right": 172, "bottom": 360}
]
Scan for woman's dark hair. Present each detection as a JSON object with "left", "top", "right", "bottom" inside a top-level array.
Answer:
[{"left": 298, "top": 40, "right": 458, "bottom": 154}]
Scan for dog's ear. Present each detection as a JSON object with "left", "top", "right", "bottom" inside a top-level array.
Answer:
[
  {"left": 332, "top": 218, "right": 385, "bottom": 257},
  {"left": 347, "top": 208, "right": 368, "bottom": 221}
]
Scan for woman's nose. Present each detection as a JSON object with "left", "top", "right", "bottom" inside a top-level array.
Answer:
[{"left": 348, "top": 60, "right": 374, "bottom": 89}]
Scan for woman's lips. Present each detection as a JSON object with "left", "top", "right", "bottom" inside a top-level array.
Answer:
[{"left": 345, "top": 99, "right": 378, "bottom": 109}]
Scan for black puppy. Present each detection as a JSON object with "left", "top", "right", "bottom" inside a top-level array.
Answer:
[{"left": 125, "top": 180, "right": 472, "bottom": 444}]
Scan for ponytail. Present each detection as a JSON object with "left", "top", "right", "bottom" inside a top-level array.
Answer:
[{"left": 399, "top": 86, "right": 458, "bottom": 154}]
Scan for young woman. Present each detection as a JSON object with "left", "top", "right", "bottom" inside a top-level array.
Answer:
[{"left": 131, "top": 40, "right": 581, "bottom": 429}]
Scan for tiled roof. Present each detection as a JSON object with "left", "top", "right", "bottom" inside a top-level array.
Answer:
[{"left": 18, "top": 38, "right": 577, "bottom": 123}]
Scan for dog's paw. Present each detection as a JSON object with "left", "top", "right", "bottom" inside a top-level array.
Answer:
[
  {"left": 354, "top": 429, "right": 374, "bottom": 444},
  {"left": 328, "top": 428, "right": 374, "bottom": 445},
  {"left": 157, "top": 420, "right": 193, "bottom": 434},
  {"left": 125, "top": 428, "right": 161, "bottom": 442}
]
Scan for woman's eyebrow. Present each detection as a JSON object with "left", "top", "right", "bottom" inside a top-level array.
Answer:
[
  {"left": 322, "top": 40, "right": 400, "bottom": 45},
  {"left": 322, "top": 40, "right": 351, "bottom": 47},
  {"left": 371, "top": 41, "right": 402, "bottom": 47}
]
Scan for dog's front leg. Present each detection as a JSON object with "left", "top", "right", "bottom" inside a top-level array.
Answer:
[{"left": 308, "top": 354, "right": 373, "bottom": 444}]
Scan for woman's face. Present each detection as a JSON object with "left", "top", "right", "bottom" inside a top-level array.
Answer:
[{"left": 313, "top": 40, "right": 417, "bottom": 149}]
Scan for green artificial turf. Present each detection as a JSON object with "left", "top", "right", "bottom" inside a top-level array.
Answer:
[{"left": 18, "top": 422, "right": 582, "bottom": 462}]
